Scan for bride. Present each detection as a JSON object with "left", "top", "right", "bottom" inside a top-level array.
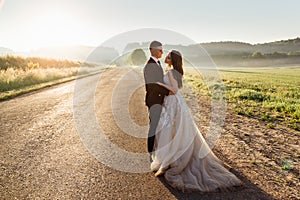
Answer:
[{"left": 151, "top": 50, "right": 243, "bottom": 192}]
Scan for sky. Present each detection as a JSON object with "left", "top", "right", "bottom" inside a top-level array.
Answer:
[{"left": 0, "top": 0, "right": 299, "bottom": 52}]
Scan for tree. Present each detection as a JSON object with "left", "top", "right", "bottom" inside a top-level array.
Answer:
[
  {"left": 128, "top": 49, "right": 147, "bottom": 66},
  {"left": 251, "top": 51, "right": 263, "bottom": 58}
]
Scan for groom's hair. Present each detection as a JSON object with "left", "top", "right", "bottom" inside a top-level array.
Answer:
[{"left": 149, "top": 40, "right": 162, "bottom": 50}]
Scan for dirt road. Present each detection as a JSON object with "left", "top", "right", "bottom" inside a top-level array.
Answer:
[{"left": 0, "top": 67, "right": 296, "bottom": 199}]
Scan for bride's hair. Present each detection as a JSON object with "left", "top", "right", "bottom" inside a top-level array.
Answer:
[{"left": 170, "top": 50, "right": 184, "bottom": 88}]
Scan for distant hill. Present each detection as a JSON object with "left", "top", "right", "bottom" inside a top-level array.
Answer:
[
  {"left": 255, "top": 37, "right": 300, "bottom": 53},
  {"left": 0, "top": 46, "right": 119, "bottom": 64},
  {"left": 0, "top": 47, "right": 14, "bottom": 56},
  {"left": 29, "top": 45, "right": 96, "bottom": 61},
  {"left": 197, "top": 41, "right": 254, "bottom": 55},
  {"left": 201, "top": 38, "right": 300, "bottom": 55},
  {"left": 1, "top": 38, "right": 299, "bottom": 67},
  {"left": 124, "top": 38, "right": 300, "bottom": 56},
  {"left": 86, "top": 46, "right": 119, "bottom": 64},
  {"left": 123, "top": 38, "right": 300, "bottom": 67}
]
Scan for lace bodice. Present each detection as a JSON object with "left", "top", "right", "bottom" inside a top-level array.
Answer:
[{"left": 163, "top": 71, "right": 171, "bottom": 86}]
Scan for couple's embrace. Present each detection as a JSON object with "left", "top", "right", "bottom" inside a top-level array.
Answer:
[{"left": 143, "top": 41, "right": 243, "bottom": 193}]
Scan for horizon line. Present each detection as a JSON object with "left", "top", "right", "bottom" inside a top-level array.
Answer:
[{"left": 2, "top": 36, "right": 299, "bottom": 53}]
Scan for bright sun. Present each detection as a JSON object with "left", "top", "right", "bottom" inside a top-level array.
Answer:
[
  {"left": 31, "top": 10, "right": 80, "bottom": 46},
  {"left": 20, "top": 2, "right": 89, "bottom": 51}
]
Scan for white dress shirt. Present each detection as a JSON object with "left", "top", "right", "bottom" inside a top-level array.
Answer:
[{"left": 150, "top": 56, "right": 162, "bottom": 68}]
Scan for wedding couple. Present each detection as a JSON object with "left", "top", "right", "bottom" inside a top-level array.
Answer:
[{"left": 143, "top": 41, "right": 243, "bottom": 193}]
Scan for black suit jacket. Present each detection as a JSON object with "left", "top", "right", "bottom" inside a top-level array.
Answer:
[{"left": 143, "top": 58, "right": 170, "bottom": 108}]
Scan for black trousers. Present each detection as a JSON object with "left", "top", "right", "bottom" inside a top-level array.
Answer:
[{"left": 147, "top": 104, "right": 163, "bottom": 153}]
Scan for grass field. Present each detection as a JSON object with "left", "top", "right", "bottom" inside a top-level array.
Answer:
[
  {"left": 185, "top": 66, "right": 300, "bottom": 131},
  {"left": 0, "top": 67, "right": 80, "bottom": 92},
  {"left": 0, "top": 55, "right": 101, "bottom": 100}
]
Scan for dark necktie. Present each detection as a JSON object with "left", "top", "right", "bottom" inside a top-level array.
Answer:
[{"left": 157, "top": 60, "right": 161, "bottom": 67}]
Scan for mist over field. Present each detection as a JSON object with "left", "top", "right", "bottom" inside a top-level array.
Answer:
[{"left": 1, "top": 38, "right": 299, "bottom": 67}]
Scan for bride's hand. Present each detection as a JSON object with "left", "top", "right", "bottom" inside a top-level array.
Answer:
[{"left": 169, "top": 91, "right": 175, "bottom": 95}]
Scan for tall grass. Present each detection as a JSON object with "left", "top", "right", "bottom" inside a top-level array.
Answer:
[
  {"left": 0, "top": 55, "right": 99, "bottom": 96},
  {"left": 0, "top": 55, "right": 80, "bottom": 70},
  {"left": 0, "top": 67, "right": 79, "bottom": 92},
  {"left": 185, "top": 67, "right": 300, "bottom": 131}
]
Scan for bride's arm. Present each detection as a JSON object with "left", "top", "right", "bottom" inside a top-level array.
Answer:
[{"left": 156, "top": 71, "right": 179, "bottom": 94}]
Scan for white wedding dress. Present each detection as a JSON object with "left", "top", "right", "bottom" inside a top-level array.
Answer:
[{"left": 151, "top": 71, "right": 243, "bottom": 192}]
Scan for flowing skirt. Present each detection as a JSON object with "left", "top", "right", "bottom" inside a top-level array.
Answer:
[{"left": 151, "top": 92, "right": 243, "bottom": 192}]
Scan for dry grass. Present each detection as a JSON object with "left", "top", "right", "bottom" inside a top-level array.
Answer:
[
  {"left": 0, "top": 55, "right": 103, "bottom": 100},
  {"left": 0, "top": 68, "right": 78, "bottom": 92}
]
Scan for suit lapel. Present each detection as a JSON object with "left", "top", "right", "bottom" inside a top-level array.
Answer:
[{"left": 149, "top": 57, "right": 162, "bottom": 70}]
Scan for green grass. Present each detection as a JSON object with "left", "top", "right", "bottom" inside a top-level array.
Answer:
[{"left": 185, "top": 67, "right": 300, "bottom": 131}]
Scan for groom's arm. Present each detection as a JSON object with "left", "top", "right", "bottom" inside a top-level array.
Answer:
[
  {"left": 156, "top": 82, "right": 176, "bottom": 94},
  {"left": 144, "top": 64, "right": 170, "bottom": 96}
]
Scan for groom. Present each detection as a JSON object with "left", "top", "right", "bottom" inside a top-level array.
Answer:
[{"left": 143, "top": 41, "right": 172, "bottom": 159}]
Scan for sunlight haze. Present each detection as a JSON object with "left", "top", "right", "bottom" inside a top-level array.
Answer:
[{"left": 0, "top": 0, "right": 299, "bottom": 52}]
